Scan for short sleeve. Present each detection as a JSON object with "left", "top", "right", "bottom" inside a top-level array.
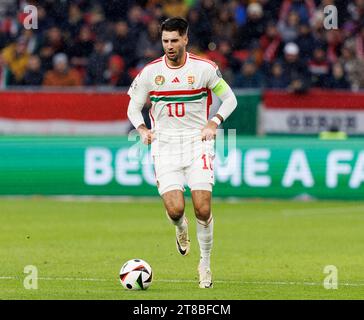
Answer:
[
  {"left": 206, "top": 64, "right": 223, "bottom": 90},
  {"left": 127, "top": 68, "right": 151, "bottom": 104}
]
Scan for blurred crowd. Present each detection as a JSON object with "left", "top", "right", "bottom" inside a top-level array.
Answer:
[{"left": 1, "top": 0, "right": 364, "bottom": 91}]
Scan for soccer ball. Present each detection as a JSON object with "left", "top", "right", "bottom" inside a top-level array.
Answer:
[{"left": 119, "top": 258, "right": 153, "bottom": 290}]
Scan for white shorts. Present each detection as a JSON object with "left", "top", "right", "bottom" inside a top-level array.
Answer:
[{"left": 153, "top": 141, "right": 215, "bottom": 196}]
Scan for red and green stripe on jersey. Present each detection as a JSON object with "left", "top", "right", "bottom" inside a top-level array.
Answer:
[{"left": 149, "top": 88, "right": 210, "bottom": 103}]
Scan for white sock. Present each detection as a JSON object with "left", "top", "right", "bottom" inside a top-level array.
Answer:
[
  {"left": 166, "top": 212, "right": 187, "bottom": 233},
  {"left": 196, "top": 215, "right": 213, "bottom": 269}
]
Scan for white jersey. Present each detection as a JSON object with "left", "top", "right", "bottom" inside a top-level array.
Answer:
[{"left": 128, "top": 52, "right": 221, "bottom": 156}]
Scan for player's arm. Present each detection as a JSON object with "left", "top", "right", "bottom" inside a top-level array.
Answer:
[
  {"left": 127, "top": 99, "right": 154, "bottom": 145},
  {"left": 202, "top": 78, "right": 237, "bottom": 141},
  {"left": 211, "top": 78, "right": 237, "bottom": 124},
  {"left": 127, "top": 70, "right": 154, "bottom": 145}
]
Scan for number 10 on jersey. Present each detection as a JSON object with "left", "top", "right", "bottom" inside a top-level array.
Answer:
[{"left": 167, "top": 103, "right": 185, "bottom": 117}]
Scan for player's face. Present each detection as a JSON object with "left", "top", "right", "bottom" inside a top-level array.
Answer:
[{"left": 161, "top": 31, "right": 188, "bottom": 63}]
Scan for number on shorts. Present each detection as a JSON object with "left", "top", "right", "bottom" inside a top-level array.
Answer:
[{"left": 202, "top": 154, "right": 213, "bottom": 170}]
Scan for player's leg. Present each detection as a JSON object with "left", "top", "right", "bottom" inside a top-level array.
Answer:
[
  {"left": 154, "top": 153, "right": 191, "bottom": 256},
  {"left": 161, "top": 188, "right": 191, "bottom": 256},
  {"left": 186, "top": 141, "right": 215, "bottom": 288},
  {"left": 191, "top": 188, "right": 214, "bottom": 288}
]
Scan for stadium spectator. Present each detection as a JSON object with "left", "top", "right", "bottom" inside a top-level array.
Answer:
[
  {"left": 308, "top": 46, "right": 331, "bottom": 88},
  {"left": 264, "top": 62, "right": 289, "bottom": 89},
  {"left": 345, "top": 24, "right": 364, "bottom": 60},
  {"left": 0, "top": 54, "right": 6, "bottom": 87},
  {"left": 22, "top": 55, "right": 44, "bottom": 86},
  {"left": 198, "top": 0, "right": 218, "bottom": 22},
  {"left": 341, "top": 21, "right": 357, "bottom": 43},
  {"left": 280, "top": 42, "right": 311, "bottom": 93},
  {"left": 42, "top": 0, "right": 69, "bottom": 28},
  {"left": 327, "top": 62, "right": 351, "bottom": 89},
  {"left": 3, "top": 12, "right": 19, "bottom": 42},
  {"left": 88, "top": 5, "right": 109, "bottom": 41},
  {"left": 356, "top": 24, "right": 364, "bottom": 59},
  {"left": 212, "top": 6, "right": 237, "bottom": 45},
  {"left": 347, "top": 0, "right": 364, "bottom": 24},
  {"left": 39, "top": 26, "right": 70, "bottom": 71},
  {"left": 260, "top": 21, "right": 282, "bottom": 64},
  {"left": 104, "top": 55, "right": 131, "bottom": 87},
  {"left": 64, "top": 3, "right": 85, "bottom": 39},
  {"left": 277, "top": 10, "right": 301, "bottom": 43},
  {"left": 21, "top": 29, "right": 40, "bottom": 55},
  {"left": 75, "top": 0, "right": 95, "bottom": 12},
  {"left": 278, "top": 0, "right": 316, "bottom": 25},
  {"left": 310, "top": 9, "right": 326, "bottom": 44},
  {"left": 35, "top": 6, "right": 55, "bottom": 34},
  {"left": 295, "top": 23, "right": 316, "bottom": 61},
  {"left": 145, "top": 2, "right": 164, "bottom": 23},
  {"left": 68, "top": 26, "right": 94, "bottom": 70},
  {"left": 233, "top": 60, "right": 264, "bottom": 89},
  {"left": 136, "top": 19, "right": 163, "bottom": 67},
  {"left": 258, "top": 0, "right": 281, "bottom": 21},
  {"left": 43, "top": 53, "right": 81, "bottom": 87},
  {"left": 339, "top": 45, "right": 364, "bottom": 90},
  {"left": 229, "top": 0, "right": 246, "bottom": 27},
  {"left": 0, "top": 0, "right": 16, "bottom": 21},
  {"left": 1, "top": 36, "right": 30, "bottom": 85},
  {"left": 0, "top": 28, "right": 8, "bottom": 51},
  {"left": 112, "top": 21, "right": 136, "bottom": 68},
  {"left": 235, "top": 3, "right": 266, "bottom": 50},
  {"left": 162, "top": 0, "right": 189, "bottom": 18},
  {"left": 205, "top": 46, "right": 228, "bottom": 74},
  {"left": 206, "top": 39, "right": 241, "bottom": 84},
  {"left": 84, "top": 38, "right": 110, "bottom": 86},
  {"left": 186, "top": 8, "right": 212, "bottom": 51},
  {"left": 100, "top": 0, "right": 131, "bottom": 22},
  {"left": 127, "top": 5, "right": 145, "bottom": 42},
  {"left": 325, "top": 29, "right": 343, "bottom": 64}
]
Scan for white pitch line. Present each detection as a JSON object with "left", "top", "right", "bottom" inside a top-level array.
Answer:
[
  {"left": 1, "top": 276, "right": 364, "bottom": 287},
  {"left": 41, "top": 277, "right": 110, "bottom": 282},
  {"left": 0, "top": 276, "right": 109, "bottom": 282},
  {"left": 155, "top": 279, "right": 364, "bottom": 287}
]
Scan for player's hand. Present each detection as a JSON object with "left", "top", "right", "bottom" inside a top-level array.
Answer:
[
  {"left": 201, "top": 120, "right": 218, "bottom": 141},
  {"left": 137, "top": 126, "right": 155, "bottom": 145}
]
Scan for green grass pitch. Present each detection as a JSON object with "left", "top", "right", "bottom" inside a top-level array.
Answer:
[{"left": 1, "top": 198, "right": 364, "bottom": 300}]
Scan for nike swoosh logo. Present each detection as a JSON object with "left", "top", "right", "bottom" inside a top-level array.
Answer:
[{"left": 176, "top": 238, "right": 187, "bottom": 255}]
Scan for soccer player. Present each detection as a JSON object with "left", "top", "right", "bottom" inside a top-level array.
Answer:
[{"left": 127, "top": 17, "right": 237, "bottom": 288}]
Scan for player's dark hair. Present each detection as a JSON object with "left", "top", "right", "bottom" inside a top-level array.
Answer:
[{"left": 160, "top": 17, "right": 188, "bottom": 36}]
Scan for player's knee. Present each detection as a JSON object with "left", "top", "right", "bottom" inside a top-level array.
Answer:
[
  {"left": 194, "top": 204, "right": 211, "bottom": 221},
  {"left": 166, "top": 206, "right": 185, "bottom": 221}
]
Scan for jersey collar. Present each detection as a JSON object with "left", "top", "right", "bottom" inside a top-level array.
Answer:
[{"left": 164, "top": 52, "right": 188, "bottom": 69}]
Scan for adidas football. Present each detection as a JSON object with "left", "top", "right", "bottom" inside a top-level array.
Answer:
[{"left": 119, "top": 258, "right": 153, "bottom": 290}]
